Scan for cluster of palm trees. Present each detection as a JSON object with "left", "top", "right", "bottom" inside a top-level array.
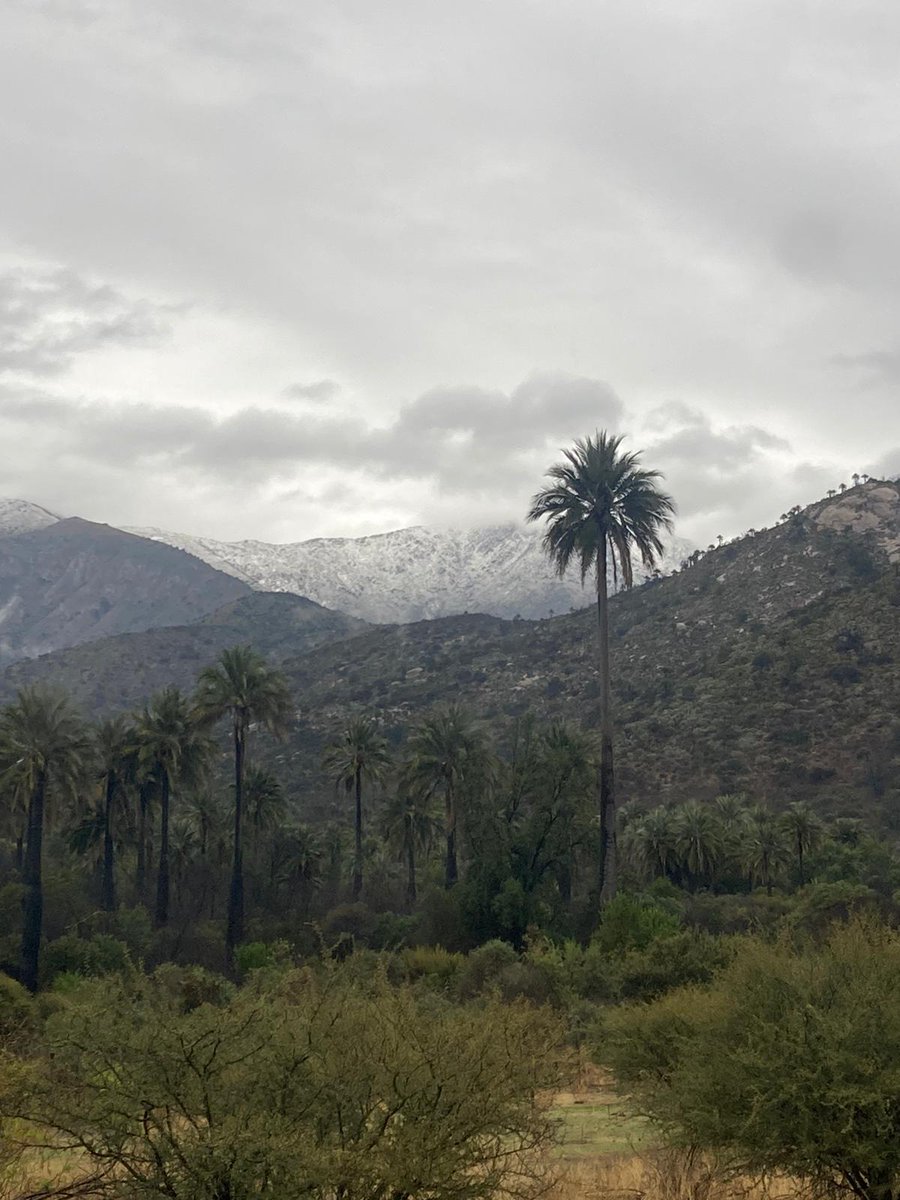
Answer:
[
  {"left": 323, "top": 708, "right": 598, "bottom": 919},
  {"left": 622, "top": 796, "right": 823, "bottom": 894},
  {"left": 0, "top": 646, "right": 292, "bottom": 989},
  {"left": 0, "top": 428, "right": 687, "bottom": 983}
]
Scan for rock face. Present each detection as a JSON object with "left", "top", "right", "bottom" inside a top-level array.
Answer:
[
  {"left": 813, "top": 484, "right": 900, "bottom": 561},
  {"left": 126, "top": 522, "right": 693, "bottom": 623},
  {"left": 0, "top": 518, "right": 250, "bottom": 666}
]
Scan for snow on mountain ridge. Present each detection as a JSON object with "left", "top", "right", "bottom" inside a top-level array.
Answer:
[
  {"left": 125, "top": 521, "right": 693, "bottom": 623},
  {"left": 0, "top": 498, "right": 61, "bottom": 538}
]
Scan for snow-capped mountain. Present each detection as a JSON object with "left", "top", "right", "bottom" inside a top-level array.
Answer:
[
  {"left": 0, "top": 498, "right": 60, "bottom": 538},
  {"left": 125, "top": 522, "right": 693, "bottom": 623}
]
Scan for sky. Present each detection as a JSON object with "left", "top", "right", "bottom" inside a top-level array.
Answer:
[{"left": 0, "top": 0, "right": 898, "bottom": 547}]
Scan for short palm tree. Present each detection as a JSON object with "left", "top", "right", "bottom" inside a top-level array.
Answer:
[
  {"left": 323, "top": 716, "right": 392, "bottom": 900},
  {"left": 674, "top": 801, "right": 724, "bottom": 889},
  {"left": 626, "top": 807, "right": 680, "bottom": 882},
  {"left": 528, "top": 431, "right": 675, "bottom": 904},
  {"left": 403, "top": 705, "right": 489, "bottom": 889},
  {"left": 135, "top": 687, "right": 212, "bottom": 928},
  {"left": 780, "top": 802, "right": 822, "bottom": 888},
  {"left": 193, "top": 646, "right": 293, "bottom": 960},
  {"left": 745, "top": 810, "right": 791, "bottom": 896},
  {"left": 0, "top": 686, "right": 91, "bottom": 991}
]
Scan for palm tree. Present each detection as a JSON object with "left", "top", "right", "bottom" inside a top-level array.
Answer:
[
  {"left": 674, "top": 801, "right": 724, "bottom": 889},
  {"left": 625, "top": 807, "right": 679, "bottom": 882},
  {"left": 194, "top": 646, "right": 293, "bottom": 960},
  {"left": 323, "top": 715, "right": 392, "bottom": 900},
  {"left": 744, "top": 812, "right": 790, "bottom": 896},
  {"left": 95, "top": 716, "right": 135, "bottom": 913},
  {"left": 135, "top": 687, "right": 211, "bottom": 928},
  {"left": 780, "top": 801, "right": 822, "bottom": 887},
  {"left": 0, "top": 687, "right": 91, "bottom": 991},
  {"left": 381, "top": 789, "right": 440, "bottom": 908},
  {"left": 528, "top": 431, "right": 675, "bottom": 904},
  {"left": 404, "top": 705, "right": 489, "bottom": 889}
]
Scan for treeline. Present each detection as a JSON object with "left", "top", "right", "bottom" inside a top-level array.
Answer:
[{"left": 2, "top": 641, "right": 900, "bottom": 993}]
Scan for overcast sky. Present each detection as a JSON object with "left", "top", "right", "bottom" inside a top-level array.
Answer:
[{"left": 1, "top": 0, "right": 898, "bottom": 546}]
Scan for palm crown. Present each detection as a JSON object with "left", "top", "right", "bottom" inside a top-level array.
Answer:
[{"left": 527, "top": 431, "right": 674, "bottom": 586}]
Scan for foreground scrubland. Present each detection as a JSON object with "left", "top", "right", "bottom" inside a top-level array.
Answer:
[{"left": 2, "top": 913, "right": 900, "bottom": 1200}]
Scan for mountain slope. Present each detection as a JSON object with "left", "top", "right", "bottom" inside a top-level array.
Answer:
[
  {"left": 0, "top": 518, "right": 251, "bottom": 665},
  {"left": 1, "top": 592, "right": 368, "bottom": 711},
  {"left": 125, "top": 521, "right": 693, "bottom": 622},
  {"left": 11, "top": 481, "right": 900, "bottom": 827}
]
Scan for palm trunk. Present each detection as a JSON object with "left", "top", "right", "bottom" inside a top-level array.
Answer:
[
  {"left": 797, "top": 837, "right": 805, "bottom": 887},
  {"left": 352, "top": 766, "right": 363, "bottom": 901},
  {"left": 406, "top": 818, "right": 417, "bottom": 909},
  {"left": 155, "top": 771, "right": 171, "bottom": 927},
  {"left": 137, "top": 781, "right": 149, "bottom": 902},
  {"left": 101, "top": 770, "right": 116, "bottom": 913},
  {"left": 445, "top": 784, "right": 458, "bottom": 888},
  {"left": 226, "top": 717, "right": 245, "bottom": 959},
  {"left": 20, "top": 771, "right": 46, "bottom": 993},
  {"left": 15, "top": 830, "right": 23, "bottom": 872},
  {"left": 596, "top": 540, "right": 617, "bottom": 906}
]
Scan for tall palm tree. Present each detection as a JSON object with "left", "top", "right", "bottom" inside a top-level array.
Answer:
[
  {"left": 135, "top": 687, "right": 211, "bottom": 928},
  {"left": 95, "top": 716, "right": 135, "bottom": 913},
  {"left": 403, "top": 705, "right": 489, "bottom": 889},
  {"left": 193, "top": 646, "right": 293, "bottom": 960},
  {"left": 528, "top": 431, "right": 675, "bottom": 904},
  {"left": 323, "top": 716, "right": 392, "bottom": 900},
  {"left": 0, "top": 686, "right": 91, "bottom": 992},
  {"left": 780, "top": 802, "right": 822, "bottom": 888}
]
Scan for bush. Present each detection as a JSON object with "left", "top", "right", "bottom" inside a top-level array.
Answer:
[
  {"left": 592, "top": 893, "right": 680, "bottom": 955},
  {"left": 402, "top": 945, "right": 464, "bottom": 990},
  {"left": 603, "top": 918, "right": 900, "bottom": 1200},
  {"left": 615, "top": 931, "right": 732, "bottom": 1002},
  {"left": 24, "top": 969, "right": 563, "bottom": 1200},
  {"left": 41, "top": 934, "right": 130, "bottom": 986},
  {"left": 456, "top": 939, "right": 519, "bottom": 999},
  {"left": 0, "top": 972, "right": 33, "bottom": 1042}
]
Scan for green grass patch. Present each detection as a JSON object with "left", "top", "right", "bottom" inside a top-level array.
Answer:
[{"left": 553, "top": 1099, "right": 656, "bottom": 1158}]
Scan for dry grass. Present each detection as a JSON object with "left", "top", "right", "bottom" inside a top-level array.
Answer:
[{"left": 549, "top": 1067, "right": 808, "bottom": 1200}]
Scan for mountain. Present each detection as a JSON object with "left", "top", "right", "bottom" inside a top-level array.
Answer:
[
  {"left": 1, "top": 591, "right": 368, "bottom": 711},
  {"left": 0, "top": 518, "right": 251, "bottom": 666},
  {"left": 10, "top": 480, "right": 900, "bottom": 827},
  {"left": 0, "top": 498, "right": 60, "bottom": 538},
  {"left": 125, "top": 521, "right": 693, "bottom": 622}
]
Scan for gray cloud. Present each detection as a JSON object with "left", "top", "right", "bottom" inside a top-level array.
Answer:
[
  {"left": 283, "top": 379, "right": 341, "bottom": 403},
  {"left": 831, "top": 349, "right": 900, "bottom": 385},
  {"left": 0, "top": 376, "right": 844, "bottom": 546},
  {"left": 0, "top": 1, "right": 897, "bottom": 542},
  {"left": 0, "top": 267, "right": 174, "bottom": 376}
]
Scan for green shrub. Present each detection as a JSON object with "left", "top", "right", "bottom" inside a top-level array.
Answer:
[
  {"left": 0, "top": 972, "right": 33, "bottom": 1041},
  {"left": 42, "top": 934, "right": 130, "bottom": 986},
  {"left": 402, "top": 945, "right": 464, "bottom": 989},
  {"left": 592, "top": 893, "right": 680, "bottom": 955},
  {"left": 615, "top": 931, "right": 732, "bottom": 1002},
  {"left": 456, "top": 939, "right": 519, "bottom": 999}
]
